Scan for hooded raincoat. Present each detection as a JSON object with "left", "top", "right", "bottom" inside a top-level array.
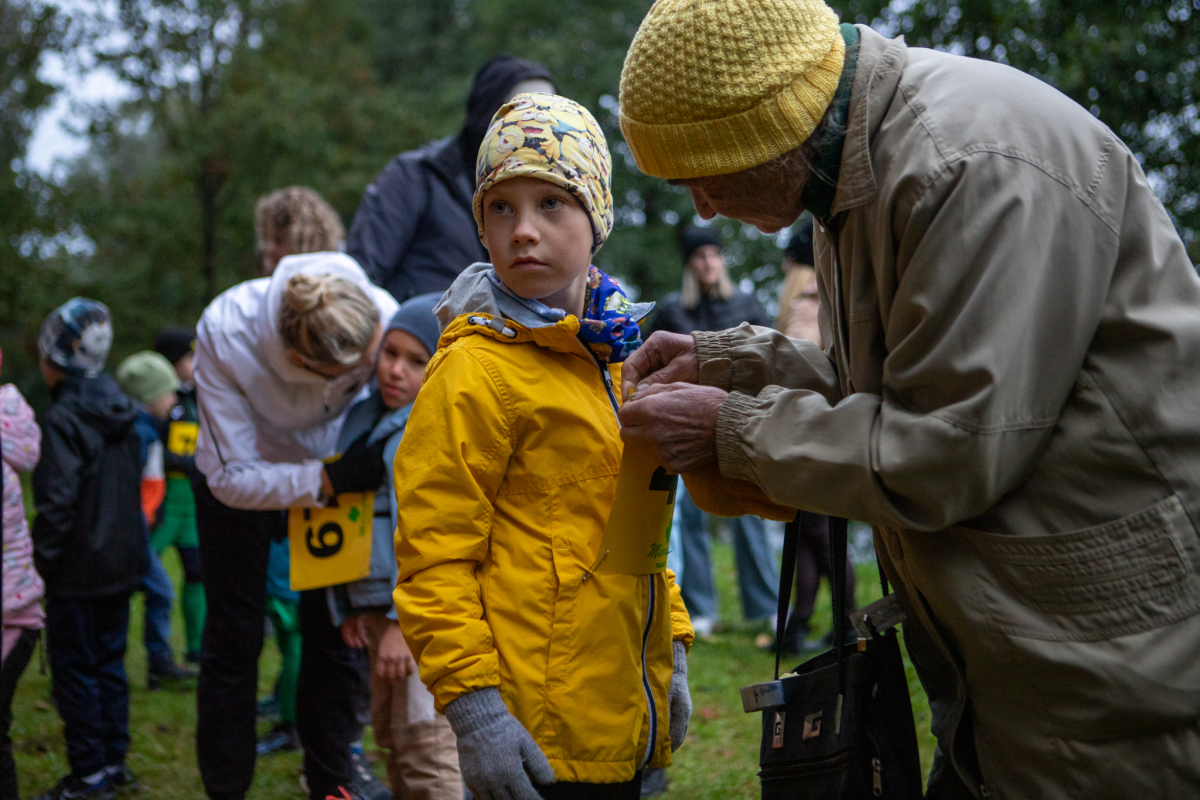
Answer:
[{"left": 393, "top": 264, "right": 693, "bottom": 784}]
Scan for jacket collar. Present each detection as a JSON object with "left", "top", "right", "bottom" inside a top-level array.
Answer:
[
  {"left": 830, "top": 25, "right": 910, "bottom": 217},
  {"left": 799, "top": 24, "right": 861, "bottom": 220}
]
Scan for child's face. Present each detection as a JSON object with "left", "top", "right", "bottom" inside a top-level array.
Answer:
[
  {"left": 482, "top": 177, "right": 594, "bottom": 316},
  {"left": 173, "top": 352, "right": 194, "bottom": 384},
  {"left": 377, "top": 329, "right": 430, "bottom": 410},
  {"left": 147, "top": 391, "right": 178, "bottom": 421}
]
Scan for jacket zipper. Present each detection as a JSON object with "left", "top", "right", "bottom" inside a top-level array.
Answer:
[
  {"left": 640, "top": 574, "right": 658, "bottom": 767},
  {"left": 587, "top": 345, "right": 658, "bottom": 766}
]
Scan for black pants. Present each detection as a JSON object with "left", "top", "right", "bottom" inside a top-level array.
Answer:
[
  {"left": 295, "top": 589, "right": 366, "bottom": 798},
  {"left": 0, "top": 627, "right": 39, "bottom": 799},
  {"left": 45, "top": 594, "right": 132, "bottom": 777},
  {"left": 538, "top": 773, "right": 642, "bottom": 799},
  {"left": 791, "top": 514, "right": 856, "bottom": 623},
  {"left": 193, "top": 475, "right": 277, "bottom": 800}
]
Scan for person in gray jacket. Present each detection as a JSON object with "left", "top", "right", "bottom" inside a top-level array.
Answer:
[
  {"left": 332, "top": 294, "right": 462, "bottom": 800},
  {"left": 615, "top": 0, "right": 1200, "bottom": 798}
]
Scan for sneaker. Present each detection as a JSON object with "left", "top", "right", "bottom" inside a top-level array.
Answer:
[
  {"left": 349, "top": 743, "right": 392, "bottom": 800},
  {"left": 33, "top": 774, "right": 116, "bottom": 800},
  {"left": 104, "top": 764, "right": 138, "bottom": 794},
  {"left": 257, "top": 694, "right": 280, "bottom": 721},
  {"left": 640, "top": 767, "right": 669, "bottom": 797},
  {"left": 324, "top": 787, "right": 370, "bottom": 800},
  {"left": 691, "top": 616, "right": 716, "bottom": 639},
  {"left": 147, "top": 661, "right": 198, "bottom": 690},
  {"left": 256, "top": 723, "right": 300, "bottom": 756}
]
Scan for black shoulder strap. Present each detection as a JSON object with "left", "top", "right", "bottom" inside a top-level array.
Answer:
[{"left": 773, "top": 511, "right": 803, "bottom": 680}]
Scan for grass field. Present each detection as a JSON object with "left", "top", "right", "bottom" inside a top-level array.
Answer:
[{"left": 11, "top": 537, "right": 935, "bottom": 799}]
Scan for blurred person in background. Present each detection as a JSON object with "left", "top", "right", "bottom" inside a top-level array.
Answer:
[
  {"left": 345, "top": 54, "right": 555, "bottom": 302},
  {"left": 152, "top": 326, "right": 207, "bottom": 665},
  {"left": 255, "top": 186, "right": 347, "bottom": 278},
  {"left": 646, "top": 226, "right": 776, "bottom": 638},
  {"left": 192, "top": 251, "right": 396, "bottom": 800},
  {"left": 334, "top": 295, "right": 462, "bottom": 800},
  {"left": 115, "top": 351, "right": 198, "bottom": 689},
  {"left": 0, "top": 346, "right": 43, "bottom": 800},
  {"left": 772, "top": 223, "right": 856, "bottom": 655},
  {"left": 31, "top": 300, "right": 147, "bottom": 800}
]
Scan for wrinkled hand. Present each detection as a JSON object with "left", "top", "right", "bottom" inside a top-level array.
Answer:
[
  {"left": 445, "top": 687, "right": 555, "bottom": 800},
  {"left": 669, "top": 640, "right": 692, "bottom": 751},
  {"left": 340, "top": 615, "right": 369, "bottom": 649},
  {"left": 324, "top": 430, "right": 387, "bottom": 495},
  {"left": 375, "top": 621, "right": 416, "bottom": 681},
  {"left": 618, "top": 383, "right": 727, "bottom": 473},
  {"left": 621, "top": 332, "right": 699, "bottom": 401}
]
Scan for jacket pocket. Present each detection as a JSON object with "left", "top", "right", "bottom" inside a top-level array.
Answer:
[{"left": 963, "top": 494, "right": 1200, "bottom": 641}]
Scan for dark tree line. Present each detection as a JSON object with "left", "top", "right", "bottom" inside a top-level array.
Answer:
[{"left": 2, "top": 0, "right": 1196, "bottom": 406}]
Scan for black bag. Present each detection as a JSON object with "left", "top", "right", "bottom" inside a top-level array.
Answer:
[{"left": 741, "top": 513, "right": 923, "bottom": 799}]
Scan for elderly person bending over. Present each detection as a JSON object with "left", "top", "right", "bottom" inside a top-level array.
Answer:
[{"left": 616, "top": 0, "right": 1200, "bottom": 797}]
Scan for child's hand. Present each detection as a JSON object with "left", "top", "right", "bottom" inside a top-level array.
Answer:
[
  {"left": 376, "top": 621, "right": 416, "bottom": 681},
  {"left": 340, "top": 615, "right": 369, "bottom": 649}
]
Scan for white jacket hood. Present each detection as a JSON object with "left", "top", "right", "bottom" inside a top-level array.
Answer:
[{"left": 193, "top": 251, "right": 398, "bottom": 510}]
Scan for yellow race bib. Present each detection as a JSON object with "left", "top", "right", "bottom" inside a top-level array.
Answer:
[
  {"left": 288, "top": 492, "right": 374, "bottom": 591},
  {"left": 597, "top": 439, "right": 678, "bottom": 574},
  {"left": 167, "top": 421, "right": 199, "bottom": 456}
]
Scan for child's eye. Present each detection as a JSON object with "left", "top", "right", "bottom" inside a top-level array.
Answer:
[
  {"left": 490, "top": 200, "right": 512, "bottom": 215},
  {"left": 542, "top": 196, "right": 565, "bottom": 211}
]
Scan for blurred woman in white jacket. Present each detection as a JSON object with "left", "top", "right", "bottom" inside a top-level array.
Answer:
[{"left": 192, "top": 251, "right": 397, "bottom": 800}]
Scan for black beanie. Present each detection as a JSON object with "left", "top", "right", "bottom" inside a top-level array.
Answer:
[
  {"left": 459, "top": 54, "right": 556, "bottom": 173},
  {"left": 678, "top": 225, "right": 724, "bottom": 263},
  {"left": 785, "top": 221, "right": 814, "bottom": 266},
  {"left": 154, "top": 325, "right": 196, "bottom": 366}
]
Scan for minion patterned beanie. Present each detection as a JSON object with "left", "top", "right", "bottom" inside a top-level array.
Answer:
[
  {"left": 619, "top": 0, "right": 844, "bottom": 179},
  {"left": 474, "top": 93, "right": 614, "bottom": 252}
]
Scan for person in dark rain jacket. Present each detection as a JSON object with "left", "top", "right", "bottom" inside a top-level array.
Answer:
[
  {"left": 345, "top": 54, "right": 555, "bottom": 302},
  {"left": 31, "top": 298, "right": 147, "bottom": 800}
]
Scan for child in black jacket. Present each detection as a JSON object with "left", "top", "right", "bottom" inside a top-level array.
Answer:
[{"left": 31, "top": 299, "right": 147, "bottom": 800}]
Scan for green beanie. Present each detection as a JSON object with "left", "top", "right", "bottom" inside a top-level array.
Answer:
[{"left": 116, "top": 351, "right": 179, "bottom": 405}]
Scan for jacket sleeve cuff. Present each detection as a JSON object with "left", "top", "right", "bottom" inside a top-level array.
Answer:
[
  {"left": 715, "top": 391, "right": 759, "bottom": 484},
  {"left": 694, "top": 330, "right": 734, "bottom": 391}
]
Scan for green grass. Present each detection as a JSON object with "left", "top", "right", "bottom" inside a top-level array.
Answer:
[{"left": 11, "top": 539, "right": 934, "bottom": 799}]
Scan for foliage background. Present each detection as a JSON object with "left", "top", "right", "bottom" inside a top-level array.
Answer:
[{"left": 2, "top": 0, "right": 1198, "bottom": 405}]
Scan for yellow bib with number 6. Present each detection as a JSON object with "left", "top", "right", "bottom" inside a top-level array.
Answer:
[{"left": 288, "top": 492, "right": 374, "bottom": 591}]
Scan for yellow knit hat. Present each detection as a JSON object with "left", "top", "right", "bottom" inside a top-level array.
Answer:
[{"left": 619, "top": 0, "right": 844, "bottom": 179}]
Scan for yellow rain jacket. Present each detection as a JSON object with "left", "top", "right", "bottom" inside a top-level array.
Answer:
[{"left": 393, "top": 304, "right": 693, "bottom": 784}]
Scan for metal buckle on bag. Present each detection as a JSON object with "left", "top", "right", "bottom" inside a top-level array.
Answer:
[
  {"left": 740, "top": 680, "right": 785, "bottom": 713},
  {"left": 850, "top": 594, "right": 907, "bottom": 641}
]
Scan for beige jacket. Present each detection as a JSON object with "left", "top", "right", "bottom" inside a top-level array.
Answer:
[{"left": 697, "top": 26, "right": 1200, "bottom": 800}]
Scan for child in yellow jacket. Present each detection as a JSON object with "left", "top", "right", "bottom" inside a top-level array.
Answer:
[{"left": 392, "top": 94, "right": 693, "bottom": 800}]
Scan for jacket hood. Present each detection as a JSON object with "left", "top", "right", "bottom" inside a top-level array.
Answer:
[
  {"left": 54, "top": 374, "right": 138, "bottom": 440},
  {"left": 434, "top": 262, "right": 654, "bottom": 334},
  {"left": 257, "top": 251, "right": 381, "bottom": 384}
]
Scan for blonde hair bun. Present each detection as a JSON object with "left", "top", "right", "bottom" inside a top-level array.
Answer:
[{"left": 279, "top": 273, "right": 379, "bottom": 367}]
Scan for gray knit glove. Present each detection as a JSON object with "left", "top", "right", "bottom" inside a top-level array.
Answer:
[
  {"left": 445, "top": 687, "right": 554, "bottom": 800},
  {"left": 669, "top": 640, "right": 692, "bottom": 751}
]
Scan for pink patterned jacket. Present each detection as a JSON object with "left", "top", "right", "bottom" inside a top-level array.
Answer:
[{"left": 2, "top": 383, "right": 43, "bottom": 620}]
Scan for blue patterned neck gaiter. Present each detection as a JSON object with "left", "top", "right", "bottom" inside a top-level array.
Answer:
[{"left": 579, "top": 266, "right": 643, "bottom": 364}]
